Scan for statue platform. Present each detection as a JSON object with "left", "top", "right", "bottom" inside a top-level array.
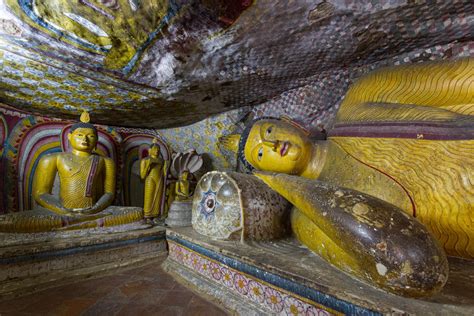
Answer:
[
  {"left": 163, "top": 227, "right": 474, "bottom": 315},
  {"left": 0, "top": 222, "right": 166, "bottom": 299}
]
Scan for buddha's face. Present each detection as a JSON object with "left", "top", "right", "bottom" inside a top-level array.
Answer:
[
  {"left": 149, "top": 145, "right": 160, "bottom": 158},
  {"left": 68, "top": 128, "right": 98, "bottom": 153},
  {"left": 243, "top": 119, "right": 312, "bottom": 174}
]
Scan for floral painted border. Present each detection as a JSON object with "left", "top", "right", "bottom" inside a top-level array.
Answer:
[{"left": 168, "top": 240, "right": 338, "bottom": 316}]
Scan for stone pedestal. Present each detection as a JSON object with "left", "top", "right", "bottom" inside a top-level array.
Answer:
[
  {"left": 163, "top": 227, "right": 474, "bottom": 316},
  {"left": 166, "top": 201, "right": 192, "bottom": 227},
  {"left": 0, "top": 225, "right": 166, "bottom": 298}
]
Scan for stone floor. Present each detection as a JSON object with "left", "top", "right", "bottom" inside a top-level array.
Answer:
[{"left": 0, "top": 257, "right": 228, "bottom": 316}]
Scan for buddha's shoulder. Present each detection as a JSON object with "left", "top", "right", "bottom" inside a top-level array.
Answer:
[
  {"left": 39, "top": 152, "right": 61, "bottom": 162},
  {"left": 54, "top": 152, "right": 73, "bottom": 160},
  {"left": 52, "top": 153, "right": 114, "bottom": 163},
  {"left": 51, "top": 152, "right": 74, "bottom": 164},
  {"left": 97, "top": 154, "right": 115, "bottom": 165}
]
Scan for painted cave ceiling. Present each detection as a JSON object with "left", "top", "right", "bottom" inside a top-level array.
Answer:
[{"left": 0, "top": 0, "right": 472, "bottom": 128}]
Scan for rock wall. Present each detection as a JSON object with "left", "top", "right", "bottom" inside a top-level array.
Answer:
[{"left": 0, "top": 1, "right": 471, "bottom": 128}]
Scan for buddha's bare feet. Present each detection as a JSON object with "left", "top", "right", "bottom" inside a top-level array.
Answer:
[{"left": 141, "top": 218, "right": 153, "bottom": 225}]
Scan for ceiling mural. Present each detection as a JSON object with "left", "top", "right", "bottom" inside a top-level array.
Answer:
[
  {"left": 4, "top": 0, "right": 252, "bottom": 74},
  {"left": 0, "top": 0, "right": 472, "bottom": 129},
  {"left": 8, "top": 0, "right": 180, "bottom": 72},
  {"left": 0, "top": 45, "right": 150, "bottom": 108}
]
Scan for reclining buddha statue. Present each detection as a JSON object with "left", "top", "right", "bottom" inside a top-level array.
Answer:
[
  {"left": 0, "top": 111, "right": 143, "bottom": 232},
  {"left": 220, "top": 57, "right": 473, "bottom": 297}
]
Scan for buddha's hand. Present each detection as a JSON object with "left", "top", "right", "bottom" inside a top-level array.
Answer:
[
  {"left": 34, "top": 194, "right": 78, "bottom": 216},
  {"left": 74, "top": 205, "right": 102, "bottom": 215},
  {"left": 72, "top": 207, "right": 95, "bottom": 214},
  {"left": 76, "top": 193, "right": 114, "bottom": 215},
  {"left": 58, "top": 207, "right": 77, "bottom": 217},
  {"left": 59, "top": 207, "right": 104, "bottom": 221},
  {"left": 254, "top": 172, "right": 449, "bottom": 298}
]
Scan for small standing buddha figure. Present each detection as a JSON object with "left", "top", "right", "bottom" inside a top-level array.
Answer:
[
  {"left": 33, "top": 111, "right": 115, "bottom": 215},
  {"left": 140, "top": 138, "right": 167, "bottom": 224}
]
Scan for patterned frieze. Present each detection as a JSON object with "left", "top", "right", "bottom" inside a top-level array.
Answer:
[{"left": 167, "top": 236, "right": 380, "bottom": 315}]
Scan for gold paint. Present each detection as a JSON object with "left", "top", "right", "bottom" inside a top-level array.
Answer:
[
  {"left": 0, "top": 112, "right": 142, "bottom": 232},
  {"left": 290, "top": 208, "right": 362, "bottom": 275},
  {"left": 244, "top": 119, "right": 313, "bottom": 175},
  {"left": 175, "top": 171, "right": 192, "bottom": 201},
  {"left": 80, "top": 110, "right": 90, "bottom": 123},
  {"left": 401, "top": 261, "right": 413, "bottom": 275},
  {"left": 140, "top": 139, "right": 167, "bottom": 220},
  {"left": 336, "top": 58, "right": 474, "bottom": 123},
  {"left": 236, "top": 58, "right": 474, "bottom": 259},
  {"left": 255, "top": 172, "right": 447, "bottom": 297},
  {"left": 334, "top": 136, "right": 474, "bottom": 258},
  {"left": 33, "top": 121, "right": 116, "bottom": 213},
  {"left": 7, "top": 0, "right": 171, "bottom": 69},
  {"left": 219, "top": 59, "right": 473, "bottom": 296},
  {"left": 218, "top": 134, "right": 241, "bottom": 152}
]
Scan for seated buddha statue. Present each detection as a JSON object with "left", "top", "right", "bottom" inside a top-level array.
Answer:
[
  {"left": 175, "top": 171, "right": 192, "bottom": 201},
  {"left": 33, "top": 111, "right": 115, "bottom": 215},
  {"left": 220, "top": 57, "right": 473, "bottom": 296},
  {"left": 0, "top": 111, "right": 142, "bottom": 232}
]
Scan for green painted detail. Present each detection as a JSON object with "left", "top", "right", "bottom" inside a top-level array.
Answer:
[
  {"left": 26, "top": 60, "right": 49, "bottom": 71},
  {"left": 0, "top": 46, "right": 157, "bottom": 112},
  {"left": 7, "top": 0, "right": 171, "bottom": 70},
  {"left": 4, "top": 59, "right": 25, "bottom": 70},
  {"left": 23, "top": 72, "right": 43, "bottom": 82},
  {"left": 2, "top": 73, "right": 23, "bottom": 82},
  {"left": 157, "top": 109, "right": 248, "bottom": 170}
]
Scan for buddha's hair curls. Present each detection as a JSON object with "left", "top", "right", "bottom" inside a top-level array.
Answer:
[{"left": 70, "top": 122, "right": 98, "bottom": 135}]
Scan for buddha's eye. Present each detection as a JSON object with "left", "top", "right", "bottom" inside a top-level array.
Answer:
[
  {"left": 266, "top": 126, "right": 273, "bottom": 136},
  {"left": 257, "top": 147, "right": 263, "bottom": 161}
]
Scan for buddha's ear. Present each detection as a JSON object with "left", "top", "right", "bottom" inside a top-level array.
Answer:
[{"left": 218, "top": 134, "right": 241, "bottom": 153}]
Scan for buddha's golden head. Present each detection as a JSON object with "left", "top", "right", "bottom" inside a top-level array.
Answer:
[
  {"left": 220, "top": 118, "right": 313, "bottom": 175},
  {"left": 68, "top": 111, "right": 98, "bottom": 153},
  {"left": 149, "top": 138, "right": 161, "bottom": 158}
]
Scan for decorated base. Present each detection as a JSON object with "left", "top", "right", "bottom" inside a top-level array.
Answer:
[
  {"left": 164, "top": 227, "right": 474, "bottom": 315},
  {"left": 0, "top": 206, "right": 144, "bottom": 233},
  {"left": 0, "top": 223, "right": 166, "bottom": 298},
  {"left": 166, "top": 201, "right": 192, "bottom": 227}
]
